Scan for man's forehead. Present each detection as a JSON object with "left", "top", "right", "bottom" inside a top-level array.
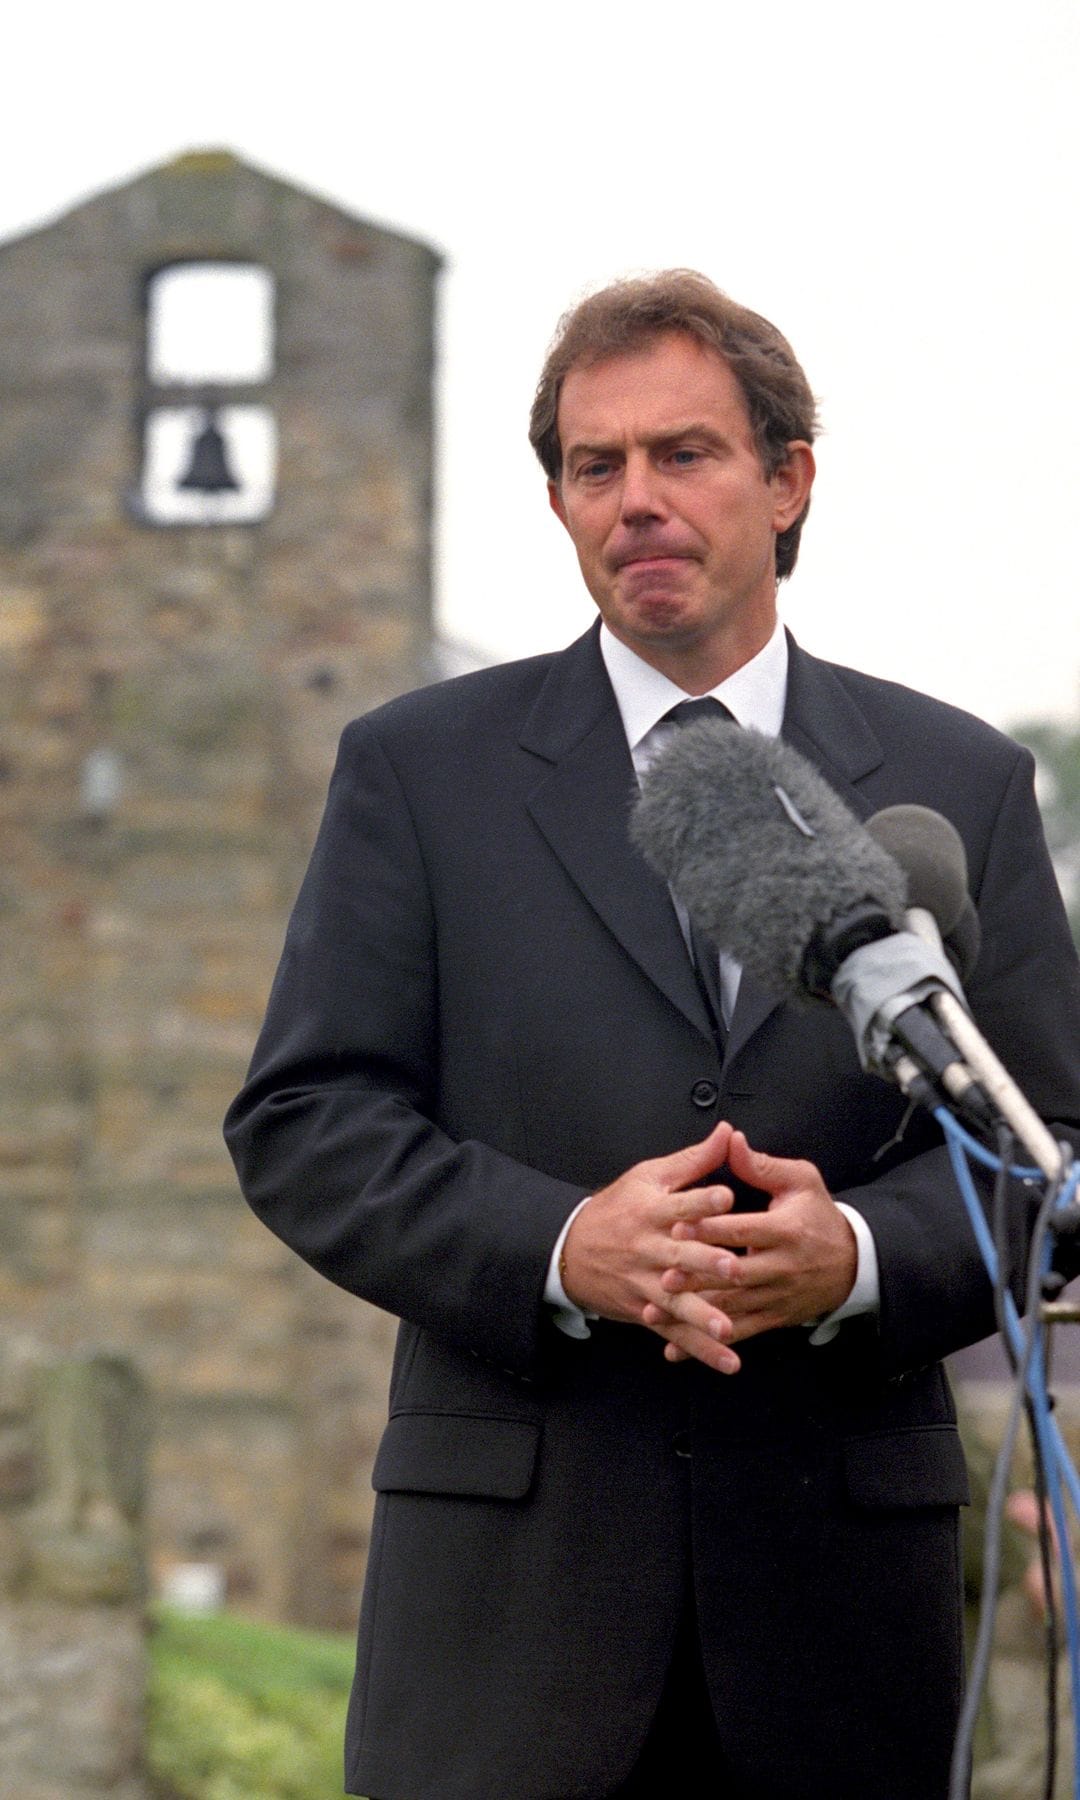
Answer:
[
  {"left": 561, "top": 328, "right": 728, "bottom": 388},
  {"left": 556, "top": 331, "right": 752, "bottom": 446}
]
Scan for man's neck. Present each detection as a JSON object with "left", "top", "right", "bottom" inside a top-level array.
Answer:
[
  {"left": 600, "top": 618, "right": 789, "bottom": 747},
  {"left": 603, "top": 617, "right": 777, "bottom": 696}
]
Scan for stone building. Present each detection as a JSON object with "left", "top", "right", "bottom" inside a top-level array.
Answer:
[
  {"left": 0, "top": 1345, "right": 150, "bottom": 1800},
  {"left": 0, "top": 149, "right": 443, "bottom": 1628}
]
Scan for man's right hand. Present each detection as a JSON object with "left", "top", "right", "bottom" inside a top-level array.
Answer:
[{"left": 560, "top": 1120, "right": 741, "bottom": 1374}]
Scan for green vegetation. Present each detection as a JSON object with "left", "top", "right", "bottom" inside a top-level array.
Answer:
[
  {"left": 1014, "top": 718, "right": 1080, "bottom": 946},
  {"left": 148, "top": 1608, "right": 356, "bottom": 1800}
]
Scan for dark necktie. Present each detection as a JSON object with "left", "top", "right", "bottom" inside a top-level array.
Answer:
[{"left": 660, "top": 698, "right": 738, "bottom": 1050}]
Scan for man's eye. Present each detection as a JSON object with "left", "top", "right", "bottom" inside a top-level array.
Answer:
[
  {"left": 669, "top": 448, "right": 701, "bottom": 466},
  {"left": 579, "top": 460, "right": 614, "bottom": 481}
]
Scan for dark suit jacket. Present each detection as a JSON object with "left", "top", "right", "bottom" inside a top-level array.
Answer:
[{"left": 225, "top": 626, "right": 1080, "bottom": 1800}]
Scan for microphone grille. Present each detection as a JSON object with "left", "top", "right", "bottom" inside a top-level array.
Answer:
[{"left": 864, "top": 805, "right": 969, "bottom": 935}]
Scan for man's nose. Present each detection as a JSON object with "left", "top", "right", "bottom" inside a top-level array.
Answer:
[{"left": 619, "top": 454, "right": 666, "bottom": 523}]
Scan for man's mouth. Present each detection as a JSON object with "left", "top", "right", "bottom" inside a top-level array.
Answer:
[{"left": 616, "top": 550, "right": 691, "bottom": 570}]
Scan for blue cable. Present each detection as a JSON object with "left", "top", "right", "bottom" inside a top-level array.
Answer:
[
  {"left": 938, "top": 1115, "right": 1080, "bottom": 1516},
  {"left": 1027, "top": 1325, "right": 1080, "bottom": 1767},
  {"left": 936, "top": 1110, "right": 1080, "bottom": 1793}
]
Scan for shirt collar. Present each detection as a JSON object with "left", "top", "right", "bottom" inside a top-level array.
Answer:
[{"left": 599, "top": 618, "right": 789, "bottom": 755}]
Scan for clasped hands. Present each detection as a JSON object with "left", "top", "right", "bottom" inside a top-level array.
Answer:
[{"left": 559, "top": 1120, "right": 857, "bottom": 1375}]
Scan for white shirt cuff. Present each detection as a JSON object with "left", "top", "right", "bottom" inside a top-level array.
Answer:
[
  {"left": 807, "top": 1203, "right": 880, "bottom": 1346},
  {"left": 545, "top": 1197, "right": 597, "bottom": 1340},
  {"left": 547, "top": 1200, "right": 879, "bottom": 1348}
]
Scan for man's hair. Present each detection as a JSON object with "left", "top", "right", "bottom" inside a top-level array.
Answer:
[{"left": 529, "top": 270, "right": 819, "bottom": 581}]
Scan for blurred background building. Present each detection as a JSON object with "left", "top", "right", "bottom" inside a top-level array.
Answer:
[{"left": 0, "top": 149, "right": 447, "bottom": 1631}]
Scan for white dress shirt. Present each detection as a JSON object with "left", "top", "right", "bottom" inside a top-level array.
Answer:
[{"left": 545, "top": 620, "right": 880, "bottom": 1344}]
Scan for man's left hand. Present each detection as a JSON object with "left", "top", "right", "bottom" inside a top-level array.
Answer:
[{"left": 642, "top": 1128, "right": 857, "bottom": 1354}]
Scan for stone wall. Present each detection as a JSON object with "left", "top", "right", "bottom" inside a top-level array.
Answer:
[
  {"left": 0, "top": 152, "right": 441, "bottom": 1628},
  {"left": 0, "top": 1342, "right": 148, "bottom": 1800}
]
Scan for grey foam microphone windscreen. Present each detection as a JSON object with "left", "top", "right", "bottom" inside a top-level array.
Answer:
[{"left": 631, "top": 720, "right": 908, "bottom": 1001}]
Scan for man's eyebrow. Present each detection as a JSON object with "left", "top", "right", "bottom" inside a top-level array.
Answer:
[
  {"left": 562, "top": 439, "right": 617, "bottom": 464},
  {"left": 564, "top": 423, "right": 731, "bottom": 463},
  {"left": 648, "top": 422, "right": 731, "bottom": 448}
]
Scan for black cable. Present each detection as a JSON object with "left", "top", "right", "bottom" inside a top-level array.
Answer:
[
  {"left": 949, "top": 1175, "right": 1060, "bottom": 1800},
  {"left": 1017, "top": 1189, "right": 1065, "bottom": 1800},
  {"left": 1028, "top": 1379, "right": 1058, "bottom": 1800},
  {"left": 1029, "top": 1168, "right": 1066, "bottom": 1800},
  {"left": 991, "top": 1124, "right": 1015, "bottom": 1366},
  {"left": 988, "top": 1128, "right": 1060, "bottom": 1797}
]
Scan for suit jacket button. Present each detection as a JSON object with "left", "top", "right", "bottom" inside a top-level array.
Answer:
[
  {"left": 672, "top": 1430, "right": 692, "bottom": 1458},
  {"left": 691, "top": 1079, "right": 718, "bottom": 1109}
]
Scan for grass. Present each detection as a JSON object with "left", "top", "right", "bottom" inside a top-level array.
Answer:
[{"left": 147, "top": 1607, "right": 357, "bottom": 1800}]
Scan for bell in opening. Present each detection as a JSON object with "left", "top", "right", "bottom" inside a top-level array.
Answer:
[{"left": 177, "top": 409, "right": 241, "bottom": 494}]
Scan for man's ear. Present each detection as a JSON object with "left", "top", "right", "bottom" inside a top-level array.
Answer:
[
  {"left": 770, "top": 442, "right": 815, "bottom": 533},
  {"left": 548, "top": 480, "right": 568, "bottom": 528}
]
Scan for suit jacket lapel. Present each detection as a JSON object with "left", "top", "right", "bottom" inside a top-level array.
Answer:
[
  {"left": 521, "top": 627, "right": 716, "bottom": 1044},
  {"left": 780, "top": 632, "right": 885, "bottom": 820}
]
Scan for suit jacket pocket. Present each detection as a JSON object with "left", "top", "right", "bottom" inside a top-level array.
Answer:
[
  {"left": 844, "top": 1425, "right": 970, "bottom": 1509},
  {"left": 372, "top": 1410, "right": 541, "bottom": 1499}
]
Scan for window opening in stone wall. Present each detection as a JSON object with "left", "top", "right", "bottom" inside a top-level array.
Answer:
[
  {"left": 148, "top": 263, "right": 273, "bottom": 383},
  {"left": 137, "top": 262, "right": 277, "bottom": 526}
]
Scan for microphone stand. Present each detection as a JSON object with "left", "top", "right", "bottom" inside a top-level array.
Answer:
[
  {"left": 905, "top": 905, "right": 1066, "bottom": 1186},
  {"left": 901, "top": 903, "right": 1080, "bottom": 1800}
]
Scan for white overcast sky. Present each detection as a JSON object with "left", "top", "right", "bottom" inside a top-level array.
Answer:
[{"left": 5, "top": 0, "right": 1079, "bottom": 731}]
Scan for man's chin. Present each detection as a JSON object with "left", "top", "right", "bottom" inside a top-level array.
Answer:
[{"left": 609, "top": 597, "right": 697, "bottom": 642}]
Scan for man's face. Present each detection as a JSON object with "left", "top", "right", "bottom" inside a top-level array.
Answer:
[{"left": 548, "top": 332, "right": 814, "bottom": 690}]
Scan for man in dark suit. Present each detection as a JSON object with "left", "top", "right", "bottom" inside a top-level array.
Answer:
[{"left": 225, "top": 272, "right": 1080, "bottom": 1799}]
